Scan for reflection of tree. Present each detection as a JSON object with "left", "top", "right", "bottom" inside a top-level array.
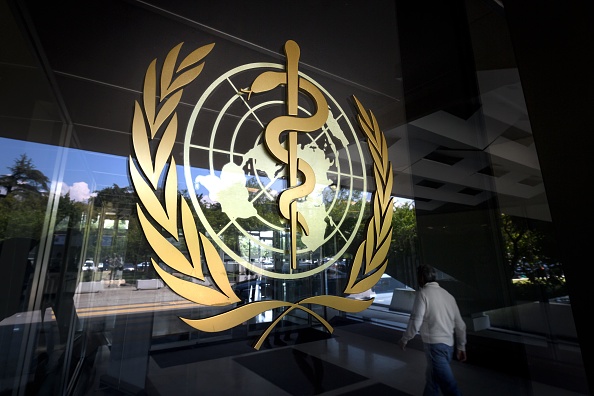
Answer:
[
  {"left": 500, "top": 213, "right": 565, "bottom": 299},
  {"left": 93, "top": 184, "right": 135, "bottom": 221},
  {"left": 326, "top": 187, "right": 368, "bottom": 259},
  {"left": 56, "top": 192, "right": 86, "bottom": 227},
  {"left": 0, "top": 193, "right": 47, "bottom": 241},
  {"left": 245, "top": 176, "right": 282, "bottom": 227},
  {"left": 0, "top": 153, "right": 88, "bottom": 331},
  {"left": 124, "top": 216, "right": 146, "bottom": 254},
  {"left": 93, "top": 184, "right": 134, "bottom": 239},
  {"left": 0, "top": 154, "right": 50, "bottom": 241},
  {"left": 385, "top": 201, "right": 419, "bottom": 285},
  {"left": 501, "top": 213, "right": 545, "bottom": 279},
  {"left": 91, "top": 184, "right": 152, "bottom": 267},
  {"left": 194, "top": 195, "right": 242, "bottom": 253},
  {"left": 0, "top": 154, "right": 49, "bottom": 198},
  {"left": 391, "top": 201, "right": 417, "bottom": 254}
]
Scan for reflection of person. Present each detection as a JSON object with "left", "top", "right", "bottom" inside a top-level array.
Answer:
[{"left": 398, "top": 265, "right": 467, "bottom": 396}]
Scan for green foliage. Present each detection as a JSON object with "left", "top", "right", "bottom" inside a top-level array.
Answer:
[
  {"left": 122, "top": 215, "right": 153, "bottom": 265},
  {"left": 512, "top": 276, "right": 567, "bottom": 301},
  {"left": 91, "top": 184, "right": 152, "bottom": 265},
  {"left": 93, "top": 184, "right": 135, "bottom": 219},
  {"left": 244, "top": 176, "right": 283, "bottom": 228},
  {"left": 501, "top": 213, "right": 567, "bottom": 298},
  {"left": 0, "top": 153, "right": 49, "bottom": 198},
  {"left": 0, "top": 154, "right": 51, "bottom": 241},
  {"left": 391, "top": 201, "right": 417, "bottom": 254},
  {"left": 0, "top": 193, "right": 47, "bottom": 240},
  {"left": 501, "top": 213, "right": 544, "bottom": 273}
]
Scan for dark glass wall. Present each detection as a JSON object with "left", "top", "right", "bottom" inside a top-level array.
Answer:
[
  {"left": 0, "top": 0, "right": 591, "bottom": 394},
  {"left": 503, "top": 1, "right": 594, "bottom": 390}
]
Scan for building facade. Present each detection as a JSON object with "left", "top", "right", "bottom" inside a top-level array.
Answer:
[{"left": 1, "top": 0, "right": 592, "bottom": 395}]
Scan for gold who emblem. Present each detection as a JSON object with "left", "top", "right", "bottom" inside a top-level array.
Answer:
[{"left": 128, "top": 41, "right": 394, "bottom": 349}]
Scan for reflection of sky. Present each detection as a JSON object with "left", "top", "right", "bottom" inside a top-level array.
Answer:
[
  {"left": 1, "top": 137, "right": 414, "bottom": 207},
  {"left": 0, "top": 137, "right": 211, "bottom": 203},
  {"left": 0, "top": 138, "right": 130, "bottom": 202}
]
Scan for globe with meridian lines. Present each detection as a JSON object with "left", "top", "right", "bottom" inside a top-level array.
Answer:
[{"left": 183, "top": 62, "right": 368, "bottom": 280}]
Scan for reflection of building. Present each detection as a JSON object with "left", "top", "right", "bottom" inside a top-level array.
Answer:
[{"left": 0, "top": 1, "right": 592, "bottom": 395}]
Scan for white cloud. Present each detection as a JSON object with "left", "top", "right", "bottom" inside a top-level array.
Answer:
[
  {"left": 67, "top": 182, "right": 92, "bottom": 202},
  {"left": 393, "top": 197, "right": 414, "bottom": 207}
]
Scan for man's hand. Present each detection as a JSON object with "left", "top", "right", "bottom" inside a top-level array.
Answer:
[
  {"left": 398, "top": 339, "right": 407, "bottom": 351},
  {"left": 456, "top": 349, "right": 467, "bottom": 362}
]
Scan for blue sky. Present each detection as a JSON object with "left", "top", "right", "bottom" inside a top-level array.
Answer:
[
  {"left": 0, "top": 137, "right": 130, "bottom": 202},
  {"left": 0, "top": 137, "right": 211, "bottom": 203},
  {"left": 0, "top": 137, "right": 413, "bottom": 207}
]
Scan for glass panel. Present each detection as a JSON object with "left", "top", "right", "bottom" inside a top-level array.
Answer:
[
  {"left": 3, "top": 0, "right": 403, "bottom": 392},
  {"left": 0, "top": 3, "right": 75, "bottom": 394},
  {"left": 2, "top": 0, "right": 587, "bottom": 395},
  {"left": 0, "top": 140, "right": 63, "bottom": 394},
  {"left": 366, "top": 0, "right": 585, "bottom": 390},
  {"left": 462, "top": 0, "right": 575, "bottom": 347}
]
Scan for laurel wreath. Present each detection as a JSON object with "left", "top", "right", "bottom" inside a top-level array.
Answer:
[{"left": 128, "top": 42, "right": 394, "bottom": 349}]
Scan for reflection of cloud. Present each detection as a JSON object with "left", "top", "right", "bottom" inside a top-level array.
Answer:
[
  {"left": 67, "top": 182, "right": 92, "bottom": 202},
  {"left": 58, "top": 182, "right": 69, "bottom": 196},
  {"left": 394, "top": 197, "right": 414, "bottom": 207}
]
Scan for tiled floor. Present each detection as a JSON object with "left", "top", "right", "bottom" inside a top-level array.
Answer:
[
  {"left": 66, "top": 286, "right": 590, "bottom": 396},
  {"left": 87, "top": 312, "right": 589, "bottom": 396}
]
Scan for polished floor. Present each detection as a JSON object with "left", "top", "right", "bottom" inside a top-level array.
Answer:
[{"left": 83, "top": 301, "right": 589, "bottom": 396}]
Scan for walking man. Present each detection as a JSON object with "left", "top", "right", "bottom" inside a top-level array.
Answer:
[{"left": 398, "top": 265, "right": 467, "bottom": 395}]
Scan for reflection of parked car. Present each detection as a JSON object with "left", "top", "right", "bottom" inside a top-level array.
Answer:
[
  {"left": 232, "top": 278, "right": 273, "bottom": 303},
  {"left": 123, "top": 263, "right": 135, "bottom": 272},
  {"left": 136, "top": 262, "right": 151, "bottom": 271},
  {"left": 82, "top": 260, "right": 95, "bottom": 271}
]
